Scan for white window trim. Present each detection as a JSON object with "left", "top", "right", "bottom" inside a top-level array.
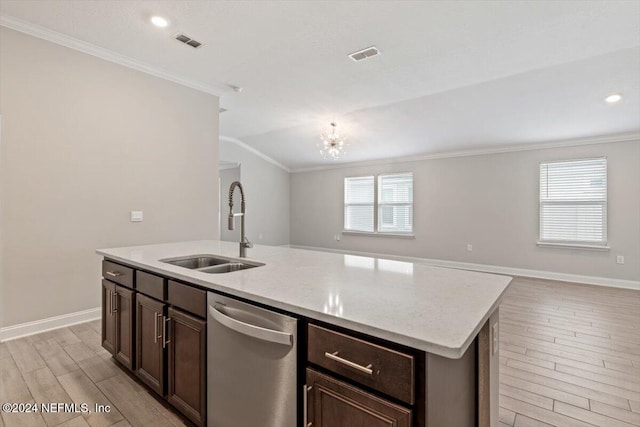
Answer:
[
  {"left": 538, "top": 157, "right": 608, "bottom": 250},
  {"left": 536, "top": 241, "right": 610, "bottom": 250},
  {"left": 343, "top": 172, "right": 413, "bottom": 236},
  {"left": 342, "top": 231, "right": 415, "bottom": 238}
]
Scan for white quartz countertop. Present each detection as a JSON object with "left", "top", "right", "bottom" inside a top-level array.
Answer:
[{"left": 97, "top": 240, "right": 511, "bottom": 358}]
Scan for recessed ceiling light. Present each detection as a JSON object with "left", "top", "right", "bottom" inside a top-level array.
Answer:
[
  {"left": 150, "top": 16, "right": 169, "bottom": 28},
  {"left": 604, "top": 93, "right": 622, "bottom": 104}
]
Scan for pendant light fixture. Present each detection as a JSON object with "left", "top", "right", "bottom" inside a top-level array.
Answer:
[{"left": 319, "top": 122, "right": 347, "bottom": 160}]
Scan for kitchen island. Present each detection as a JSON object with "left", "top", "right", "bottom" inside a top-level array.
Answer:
[{"left": 97, "top": 240, "right": 511, "bottom": 427}]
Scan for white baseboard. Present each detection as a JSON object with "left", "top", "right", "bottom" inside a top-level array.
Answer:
[
  {"left": 0, "top": 307, "right": 101, "bottom": 343},
  {"left": 290, "top": 245, "right": 640, "bottom": 290}
]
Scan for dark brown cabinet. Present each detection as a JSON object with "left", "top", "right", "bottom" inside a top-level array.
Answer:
[
  {"left": 167, "top": 307, "right": 206, "bottom": 427},
  {"left": 307, "top": 324, "right": 415, "bottom": 405},
  {"left": 102, "top": 277, "right": 135, "bottom": 370},
  {"left": 131, "top": 274, "right": 207, "bottom": 426},
  {"left": 114, "top": 286, "right": 135, "bottom": 370},
  {"left": 306, "top": 368, "right": 412, "bottom": 427},
  {"left": 136, "top": 293, "right": 167, "bottom": 395},
  {"left": 306, "top": 323, "right": 419, "bottom": 426}
]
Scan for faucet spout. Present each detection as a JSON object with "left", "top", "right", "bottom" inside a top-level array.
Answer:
[{"left": 228, "top": 181, "right": 251, "bottom": 257}]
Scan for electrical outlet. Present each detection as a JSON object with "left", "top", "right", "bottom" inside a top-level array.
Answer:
[
  {"left": 616, "top": 255, "right": 625, "bottom": 265},
  {"left": 334, "top": 234, "right": 341, "bottom": 242},
  {"left": 467, "top": 244, "right": 473, "bottom": 252},
  {"left": 259, "top": 233, "right": 263, "bottom": 240}
]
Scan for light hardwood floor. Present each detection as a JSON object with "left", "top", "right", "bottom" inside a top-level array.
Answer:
[
  {"left": 499, "top": 277, "right": 640, "bottom": 427},
  {"left": 0, "top": 321, "right": 188, "bottom": 427},
  {"left": 0, "top": 277, "right": 639, "bottom": 427}
]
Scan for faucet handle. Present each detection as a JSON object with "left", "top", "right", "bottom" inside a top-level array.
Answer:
[{"left": 242, "top": 237, "right": 253, "bottom": 248}]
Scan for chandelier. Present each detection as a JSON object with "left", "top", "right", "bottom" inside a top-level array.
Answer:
[{"left": 319, "top": 122, "right": 347, "bottom": 160}]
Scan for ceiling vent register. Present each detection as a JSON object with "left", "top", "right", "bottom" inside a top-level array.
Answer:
[
  {"left": 348, "top": 46, "right": 381, "bottom": 62},
  {"left": 174, "top": 33, "right": 203, "bottom": 49}
]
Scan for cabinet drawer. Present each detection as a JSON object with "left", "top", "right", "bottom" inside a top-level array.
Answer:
[
  {"left": 306, "top": 368, "right": 412, "bottom": 427},
  {"left": 307, "top": 324, "right": 415, "bottom": 404},
  {"left": 168, "top": 280, "right": 206, "bottom": 318},
  {"left": 136, "top": 271, "right": 166, "bottom": 301},
  {"left": 102, "top": 260, "right": 134, "bottom": 288}
]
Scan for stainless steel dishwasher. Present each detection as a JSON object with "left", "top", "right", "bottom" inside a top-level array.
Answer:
[{"left": 207, "top": 292, "right": 298, "bottom": 427}]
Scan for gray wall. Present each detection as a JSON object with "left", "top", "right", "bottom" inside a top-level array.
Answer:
[
  {"left": 290, "top": 140, "right": 640, "bottom": 282},
  {"left": 0, "top": 28, "right": 220, "bottom": 327},
  {"left": 220, "top": 138, "right": 290, "bottom": 246}
]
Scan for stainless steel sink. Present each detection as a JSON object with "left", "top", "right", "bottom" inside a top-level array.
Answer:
[
  {"left": 160, "top": 255, "right": 264, "bottom": 274},
  {"left": 165, "top": 256, "right": 231, "bottom": 269}
]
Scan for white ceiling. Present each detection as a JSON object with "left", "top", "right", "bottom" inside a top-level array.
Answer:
[{"left": 1, "top": 1, "right": 639, "bottom": 169}]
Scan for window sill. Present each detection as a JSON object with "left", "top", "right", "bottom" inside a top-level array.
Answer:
[
  {"left": 537, "top": 242, "right": 610, "bottom": 251},
  {"left": 342, "top": 231, "right": 415, "bottom": 239}
]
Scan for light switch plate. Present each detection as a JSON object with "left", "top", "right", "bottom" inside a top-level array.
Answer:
[{"left": 130, "top": 211, "right": 143, "bottom": 222}]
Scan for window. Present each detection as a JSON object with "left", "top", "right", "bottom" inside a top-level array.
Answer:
[
  {"left": 344, "top": 176, "right": 374, "bottom": 232},
  {"left": 344, "top": 173, "right": 413, "bottom": 235},
  {"left": 378, "top": 173, "right": 413, "bottom": 233},
  {"left": 539, "top": 158, "right": 607, "bottom": 247}
]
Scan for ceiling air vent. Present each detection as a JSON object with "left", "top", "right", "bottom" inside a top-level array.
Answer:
[
  {"left": 174, "top": 33, "right": 203, "bottom": 49},
  {"left": 348, "top": 46, "right": 380, "bottom": 62}
]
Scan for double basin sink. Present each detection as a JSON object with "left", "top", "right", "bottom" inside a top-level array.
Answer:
[{"left": 160, "top": 255, "right": 264, "bottom": 274}]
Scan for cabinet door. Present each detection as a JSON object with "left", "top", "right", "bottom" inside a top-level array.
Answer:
[
  {"left": 306, "top": 369, "right": 412, "bottom": 427},
  {"left": 167, "top": 307, "right": 206, "bottom": 427},
  {"left": 114, "top": 285, "right": 135, "bottom": 371},
  {"left": 136, "top": 294, "right": 166, "bottom": 395},
  {"left": 101, "top": 280, "right": 116, "bottom": 354}
]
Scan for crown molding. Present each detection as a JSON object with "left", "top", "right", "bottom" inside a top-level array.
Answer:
[
  {"left": 0, "top": 14, "right": 228, "bottom": 96},
  {"left": 291, "top": 132, "right": 640, "bottom": 173},
  {"left": 220, "top": 135, "right": 291, "bottom": 172}
]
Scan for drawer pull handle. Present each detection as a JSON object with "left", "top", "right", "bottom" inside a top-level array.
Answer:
[
  {"left": 154, "top": 312, "right": 161, "bottom": 344},
  {"left": 325, "top": 351, "right": 373, "bottom": 375},
  {"left": 163, "top": 317, "right": 171, "bottom": 349},
  {"left": 105, "top": 271, "right": 122, "bottom": 277},
  {"left": 303, "top": 384, "right": 309, "bottom": 427},
  {"left": 111, "top": 291, "right": 117, "bottom": 314}
]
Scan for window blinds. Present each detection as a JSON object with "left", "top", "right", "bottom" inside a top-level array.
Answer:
[
  {"left": 539, "top": 158, "right": 607, "bottom": 245},
  {"left": 344, "top": 176, "right": 374, "bottom": 232},
  {"left": 344, "top": 173, "right": 413, "bottom": 234},
  {"left": 378, "top": 173, "right": 413, "bottom": 233}
]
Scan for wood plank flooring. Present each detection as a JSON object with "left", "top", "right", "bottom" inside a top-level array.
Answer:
[
  {"left": 499, "top": 277, "right": 640, "bottom": 427},
  {"left": 0, "top": 321, "right": 187, "bottom": 427},
  {"left": 0, "top": 276, "right": 638, "bottom": 426}
]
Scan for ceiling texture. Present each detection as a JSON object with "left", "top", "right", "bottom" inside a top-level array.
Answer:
[{"left": 1, "top": 1, "right": 639, "bottom": 170}]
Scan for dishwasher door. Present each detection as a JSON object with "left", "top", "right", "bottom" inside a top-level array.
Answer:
[{"left": 207, "top": 293, "right": 298, "bottom": 427}]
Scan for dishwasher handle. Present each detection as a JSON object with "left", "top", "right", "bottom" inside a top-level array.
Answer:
[{"left": 208, "top": 305, "right": 293, "bottom": 346}]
